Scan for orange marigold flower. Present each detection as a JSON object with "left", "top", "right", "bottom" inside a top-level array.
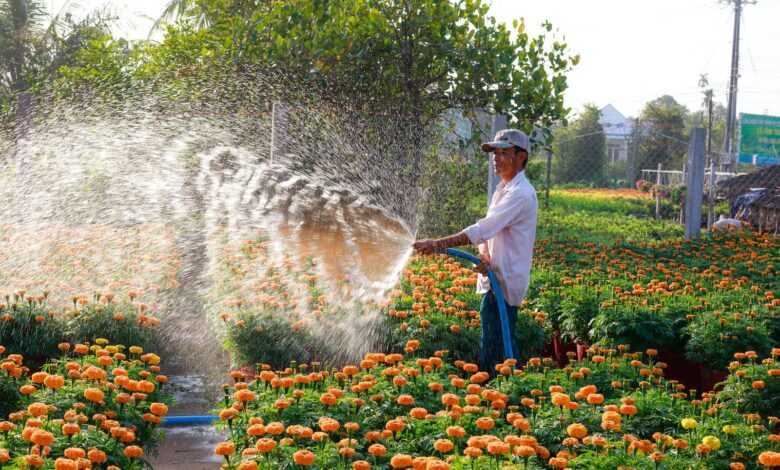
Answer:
[
  {"left": 87, "top": 448, "right": 107, "bottom": 464},
  {"left": 30, "top": 429, "right": 54, "bottom": 447},
  {"left": 475, "top": 416, "right": 494, "bottom": 430},
  {"left": 514, "top": 445, "right": 536, "bottom": 458},
  {"left": 256, "top": 438, "right": 276, "bottom": 453},
  {"left": 487, "top": 441, "right": 510, "bottom": 455},
  {"left": 390, "top": 454, "right": 413, "bottom": 469},
  {"left": 446, "top": 426, "right": 465, "bottom": 438},
  {"left": 549, "top": 457, "right": 568, "bottom": 469},
  {"left": 463, "top": 446, "right": 482, "bottom": 458},
  {"left": 293, "top": 449, "right": 315, "bottom": 466},
  {"left": 434, "top": 439, "right": 454, "bottom": 453},
  {"left": 63, "top": 448, "right": 86, "bottom": 460},
  {"left": 54, "top": 458, "right": 78, "bottom": 470},
  {"left": 368, "top": 444, "right": 387, "bottom": 457},
  {"left": 149, "top": 403, "right": 168, "bottom": 416},
  {"left": 83, "top": 388, "right": 105, "bottom": 404},
  {"left": 124, "top": 445, "right": 144, "bottom": 458},
  {"left": 396, "top": 394, "right": 415, "bottom": 406},
  {"left": 567, "top": 423, "right": 588, "bottom": 439},
  {"left": 214, "top": 442, "right": 234, "bottom": 456}
]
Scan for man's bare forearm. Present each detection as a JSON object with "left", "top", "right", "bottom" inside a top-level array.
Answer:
[{"left": 431, "top": 232, "right": 470, "bottom": 250}]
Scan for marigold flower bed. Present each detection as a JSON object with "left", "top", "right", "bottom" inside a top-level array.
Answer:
[
  {"left": 213, "top": 343, "right": 780, "bottom": 469},
  {"left": 0, "top": 341, "right": 172, "bottom": 470},
  {"left": 387, "top": 229, "right": 779, "bottom": 378}
]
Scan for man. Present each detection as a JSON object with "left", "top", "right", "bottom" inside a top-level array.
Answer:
[{"left": 413, "top": 129, "right": 538, "bottom": 373}]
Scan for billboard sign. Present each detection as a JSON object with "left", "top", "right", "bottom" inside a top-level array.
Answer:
[{"left": 739, "top": 113, "right": 780, "bottom": 166}]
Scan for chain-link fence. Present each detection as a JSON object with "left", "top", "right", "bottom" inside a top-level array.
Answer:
[{"left": 531, "top": 123, "right": 780, "bottom": 240}]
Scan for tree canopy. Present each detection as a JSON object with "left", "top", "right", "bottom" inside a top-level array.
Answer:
[
  {"left": 552, "top": 104, "right": 606, "bottom": 185},
  {"left": 633, "top": 95, "right": 689, "bottom": 172},
  {"left": 60, "top": 0, "right": 578, "bottom": 134},
  {"left": 0, "top": 0, "right": 113, "bottom": 113}
]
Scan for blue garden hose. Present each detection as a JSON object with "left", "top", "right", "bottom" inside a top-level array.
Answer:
[
  {"left": 444, "top": 248, "right": 515, "bottom": 361},
  {"left": 162, "top": 415, "right": 217, "bottom": 426},
  {"left": 162, "top": 248, "right": 515, "bottom": 427}
]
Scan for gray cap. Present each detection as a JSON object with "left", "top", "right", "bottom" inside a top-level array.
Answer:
[{"left": 481, "top": 129, "right": 529, "bottom": 153}]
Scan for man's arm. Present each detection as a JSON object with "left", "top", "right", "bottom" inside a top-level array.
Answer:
[{"left": 412, "top": 232, "right": 470, "bottom": 255}]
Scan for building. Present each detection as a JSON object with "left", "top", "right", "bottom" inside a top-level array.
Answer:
[{"left": 598, "top": 104, "right": 633, "bottom": 163}]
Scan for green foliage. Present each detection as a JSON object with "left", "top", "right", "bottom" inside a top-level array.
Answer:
[
  {"left": 223, "top": 309, "right": 314, "bottom": 369},
  {"left": 0, "top": 296, "right": 161, "bottom": 365},
  {"left": 148, "top": 0, "right": 577, "bottom": 131},
  {"left": 558, "top": 284, "right": 602, "bottom": 343},
  {"left": 514, "top": 310, "right": 548, "bottom": 362},
  {"left": 552, "top": 104, "right": 607, "bottom": 185},
  {"left": 590, "top": 304, "right": 684, "bottom": 355},
  {"left": 538, "top": 205, "right": 684, "bottom": 244},
  {"left": 66, "top": 302, "right": 159, "bottom": 352},
  {"left": 0, "top": 300, "right": 65, "bottom": 362},
  {"left": 633, "top": 95, "right": 689, "bottom": 172},
  {"left": 0, "top": 367, "right": 21, "bottom": 418},
  {"left": 685, "top": 312, "right": 772, "bottom": 370},
  {"left": 0, "top": 1, "right": 114, "bottom": 109},
  {"left": 417, "top": 155, "right": 487, "bottom": 238},
  {"left": 52, "top": 35, "right": 141, "bottom": 98},
  {"left": 718, "top": 357, "right": 780, "bottom": 417}
]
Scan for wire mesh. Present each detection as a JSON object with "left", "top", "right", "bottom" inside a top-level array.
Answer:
[{"left": 536, "top": 121, "right": 780, "bottom": 239}]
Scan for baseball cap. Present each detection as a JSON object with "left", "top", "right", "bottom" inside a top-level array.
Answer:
[{"left": 481, "top": 129, "right": 529, "bottom": 153}]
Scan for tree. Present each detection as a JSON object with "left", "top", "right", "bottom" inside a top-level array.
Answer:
[
  {"left": 632, "top": 95, "right": 688, "bottom": 173},
  {"left": 687, "top": 75, "right": 726, "bottom": 163},
  {"left": 552, "top": 104, "right": 606, "bottom": 185},
  {"left": 0, "top": 0, "right": 114, "bottom": 112},
  {"left": 151, "top": 0, "right": 578, "bottom": 132}
]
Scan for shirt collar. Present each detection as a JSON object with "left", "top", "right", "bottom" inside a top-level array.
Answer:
[{"left": 496, "top": 170, "right": 526, "bottom": 192}]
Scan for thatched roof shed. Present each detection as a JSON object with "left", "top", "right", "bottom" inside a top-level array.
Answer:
[
  {"left": 717, "top": 164, "right": 780, "bottom": 200},
  {"left": 717, "top": 165, "right": 780, "bottom": 233}
]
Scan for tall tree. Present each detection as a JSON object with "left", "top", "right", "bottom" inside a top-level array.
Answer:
[
  {"left": 0, "top": 0, "right": 46, "bottom": 93},
  {"left": 150, "top": 0, "right": 578, "bottom": 132},
  {"left": 0, "top": 0, "right": 112, "bottom": 113},
  {"left": 633, "top": 95, "right": 688, "bottom": 173},
  {"left": 552, "top": 104, "right": 606, "bottom": 184}
]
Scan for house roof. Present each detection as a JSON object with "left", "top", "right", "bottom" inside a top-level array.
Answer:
[{"left": 599, "top": 104, "right": 633, "bottom": 138}]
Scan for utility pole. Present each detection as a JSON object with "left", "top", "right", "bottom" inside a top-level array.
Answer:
[{"left": 722, "top": 0, "right": 755, "bottom": 171}]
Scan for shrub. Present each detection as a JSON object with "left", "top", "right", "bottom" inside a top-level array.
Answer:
[
  {"left": 0, "top": 298, "right": 65, "bottom": 362},
  {"left": 685, "top": 313, "right": 772, "bottom": 370},
  {"left": 66, "top": 300, "right": 160, "bottom": 353},
  {"left": 223, "top": 309, "right": 314, "bottom": 369}
]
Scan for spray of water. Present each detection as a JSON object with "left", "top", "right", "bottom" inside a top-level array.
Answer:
[{"left": 0, "top": 67, "right": 431, "bottom": 375}]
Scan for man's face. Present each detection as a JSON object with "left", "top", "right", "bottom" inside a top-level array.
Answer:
[{"left": 493, "top": 146, "right": 526, "bottom": 180}]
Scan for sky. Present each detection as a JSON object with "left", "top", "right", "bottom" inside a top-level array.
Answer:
[{"left": 48, "top": 0, "right": 780, "bottom": 120}]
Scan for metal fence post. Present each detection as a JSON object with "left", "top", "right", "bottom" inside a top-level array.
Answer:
[
  {"left": 269, "top": 101, "right": 277, "bottom": 162},
  {"left": 655, "top": 162, "right": 662, "bottom": 219},
  {"left": 545, "top": 148, "right": 552, "bottom": 208},
  {"left": 487, "top": 115, "right": 507, "bottom": 205},
  {"left": 706, "top": 160, "right": 716, "bottom": 228},
  {"left": 685, "top": 128, "right": 706, "bottom": 239}
]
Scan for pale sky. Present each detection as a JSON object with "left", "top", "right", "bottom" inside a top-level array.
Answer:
[{"left": 49, "top": 0, "right": 780, "bottom": 120}]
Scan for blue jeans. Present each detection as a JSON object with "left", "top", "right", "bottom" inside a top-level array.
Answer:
[{"left": 479, "top": 290, "right": 519, "bottom": 374}]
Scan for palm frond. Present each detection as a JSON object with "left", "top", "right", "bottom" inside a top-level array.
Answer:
[{"left": 148, "top": 0, "right": 208, "bottom": 39}]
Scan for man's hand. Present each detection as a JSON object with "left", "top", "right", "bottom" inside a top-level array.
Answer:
[
  {"left": 474, "top": 253, "right": 491, "bottom": 275},
  {"left": 412, "top": 239, "right": 439, "bottom": 255},
  {"left": 413, "top": 232, "right": 468, "bottom": 255}
]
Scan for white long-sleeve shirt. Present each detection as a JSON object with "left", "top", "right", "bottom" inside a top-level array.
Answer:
[{"left": 463, "top": 170, "right": 537, "bottom": 306}]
